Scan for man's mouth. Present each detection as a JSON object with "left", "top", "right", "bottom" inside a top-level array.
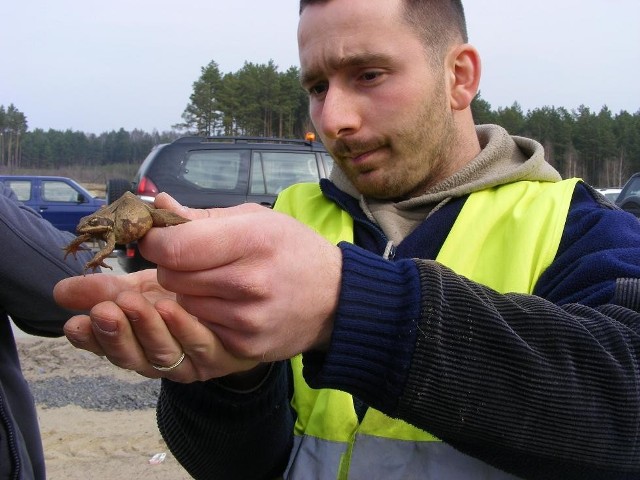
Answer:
[
  {"left": 350, "top": 149, "right": 376, "bottom": 163},
  {"left": 334, "top": 141, "right": 387, "bottom": 166}
]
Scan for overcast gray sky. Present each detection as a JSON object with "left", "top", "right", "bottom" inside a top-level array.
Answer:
[{"left": 2, "top": 0, "right": 638, "bottom": 134}]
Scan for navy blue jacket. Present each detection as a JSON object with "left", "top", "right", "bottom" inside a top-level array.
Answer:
[{"left": 0, "top": 183, "right": 92, "bottom": 480}]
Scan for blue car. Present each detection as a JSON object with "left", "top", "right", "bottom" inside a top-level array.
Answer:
[{"left": 0, "top": 175, "right": 106, "bottom": 233}]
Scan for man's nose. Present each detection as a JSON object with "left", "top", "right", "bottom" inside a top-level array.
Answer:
[{"left": 317, "top": 86, "right": 361, "bottom": 139}]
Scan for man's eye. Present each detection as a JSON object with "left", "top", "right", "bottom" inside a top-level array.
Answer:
[
  {"left": 308, "top": 83, "right": 328, "bottom": 96},
  {"left": 361, "top": 71, "right": 382, "bottom": 82}
]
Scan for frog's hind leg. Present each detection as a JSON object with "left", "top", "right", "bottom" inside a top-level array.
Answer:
[{"left": 150, "top": 209, "right": 189, "bottom": 227}]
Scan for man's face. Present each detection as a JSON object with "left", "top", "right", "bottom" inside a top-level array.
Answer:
[{"left": 298, "top": 0, "right": 455, "bottom": 200}]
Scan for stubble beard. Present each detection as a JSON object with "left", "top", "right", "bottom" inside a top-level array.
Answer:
[
  {"left": 364, "top": 92, "right": 455, "bottom": 201},
  {"left": 396, "top": 102, "right": 455, "bottom": 199}
]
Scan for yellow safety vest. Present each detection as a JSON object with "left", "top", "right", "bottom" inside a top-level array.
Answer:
[{"left": 274, "top": 179, "right": 580, "bottom": 479}]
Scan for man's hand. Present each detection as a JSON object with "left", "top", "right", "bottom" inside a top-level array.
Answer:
[
  {"left": 55, "top": 193, "right": 342, "bottom": 381},
  {"left": 55, "top": 271, "right": 257, "bottom": 382},
  {"left": 146, "top": 193, "right": 342, "bottom": 363}
]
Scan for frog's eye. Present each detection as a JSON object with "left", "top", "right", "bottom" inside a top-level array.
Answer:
[{"left": 89, "top": 218, "right": 112, "bottom": 227}]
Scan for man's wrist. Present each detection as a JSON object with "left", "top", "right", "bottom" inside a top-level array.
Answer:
[{"left": 215, "top": 362, "right": 274, "bottom": 393}]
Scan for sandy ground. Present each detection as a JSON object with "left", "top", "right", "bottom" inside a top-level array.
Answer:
[
  {"left": 14, "top": 256, "right": 193, "bottom": 480},
  {"left": 17, "top": 337, "right": 192, "bottom": 480}
]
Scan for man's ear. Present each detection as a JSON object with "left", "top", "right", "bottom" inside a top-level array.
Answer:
[{"left": 447, "top": 44, "right": 481, "bottom": 111}]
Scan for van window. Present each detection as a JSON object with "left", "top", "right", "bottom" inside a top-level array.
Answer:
[
  {"left": 3, "top": 180, "right": 32, "bottom": 201},
  {"left": 181, "top": 150, "right": 248, "bottom": 191},
  {"left": 250, "top": 152, "right": 320, "bottom": 195},
  {"left": 42, "top": 180, "right": 82, "bottom": 202}
]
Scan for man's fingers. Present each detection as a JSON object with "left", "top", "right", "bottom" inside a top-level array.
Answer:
[
  {"left": 154, "top": 192, "right": 209, "bottom": 220},
  {"left": 154, "top": 298, "right": 259, "bottom": 377},
  {"left": 55, "top": 274, "right": 126, "bottom": 310},
  {"left": 154, "top": 192, "right": 265, "bottom": 221},
  {"left": 54, "top": 269, "right": 170, "bottom": 311},
  {"left": 115, "top": 292, "right": 185, "bottom": 371},
  {"left": 141, "top": 206, "right": 286, "bottom": 272},
  {"left": 85, "top": 300, "right": 149, "bottom": 372},
  {"left": 64, "top": 315, "right": 106, "bottom": 357}
]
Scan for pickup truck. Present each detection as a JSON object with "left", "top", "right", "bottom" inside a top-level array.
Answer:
[{"left": 0, "top": 175, "right": 106, "bottom": 232}]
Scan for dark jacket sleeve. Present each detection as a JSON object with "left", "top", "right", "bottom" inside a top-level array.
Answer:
[
  {"left": 304, "top": 184, "right": 640, "bottom": 479},
  {"left": 156, "top": 361, "right": 294, "bottom": 480},
  {"left": 0, "top": 182, "right": 93, "bottom": 336}
]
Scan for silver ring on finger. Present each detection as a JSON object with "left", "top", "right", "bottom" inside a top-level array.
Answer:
[{"left": 151, "top": 352, "right": 186, "bottom": 372}]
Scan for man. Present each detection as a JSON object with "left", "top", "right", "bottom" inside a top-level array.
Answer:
[
  {"left": 54, "top": 0, "right": 640, "bottom": 478},
  {"left": 0, "top": 181, "right": 96, "bottom": 479}
]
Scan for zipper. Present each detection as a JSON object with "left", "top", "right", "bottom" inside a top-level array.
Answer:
[
  {"left": 324, "top": 186, "right": 395, "bottom": 259},
  {"left": 382, "top": 241, "right": 396, "bottom": 260},
  {"left": 0, "top": 396, "right": 21, "bottom": 480}
]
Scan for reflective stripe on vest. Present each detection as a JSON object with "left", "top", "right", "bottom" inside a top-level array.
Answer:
[{"left": 274, "top": 179, "right": 580, "bottom": 479}]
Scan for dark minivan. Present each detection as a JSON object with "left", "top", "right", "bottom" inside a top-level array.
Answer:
[
  {"left": 616, "top": 172, "right": 640, "bottom": 218},
  {"left": 109, "top": 135, "right": 333, "bottom": 271}
]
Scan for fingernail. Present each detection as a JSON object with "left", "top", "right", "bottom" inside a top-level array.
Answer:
[
  {"left": 65, "top": 329, "right": 90, "bottom": 345},
  {"left": 93, "top": 317, "right": 118, "bottom": 334}
]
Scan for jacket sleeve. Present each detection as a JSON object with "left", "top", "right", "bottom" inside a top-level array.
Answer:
[
  {"left": 156, "top": 361, "right": 294, "bottom": 480},
  {"left": 0, "top": 182, "right": 94, "bottom": 336},
  {"left": 303, "top": 185, "right": 640, "bottom": 479}
]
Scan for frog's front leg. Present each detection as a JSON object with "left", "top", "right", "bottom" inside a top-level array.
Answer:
[
  {"left": 63, "top": 234, "right": 93, "bottom": 259},
  {"left": 84, "top": 236, "right": 116, "bottom": 272}
]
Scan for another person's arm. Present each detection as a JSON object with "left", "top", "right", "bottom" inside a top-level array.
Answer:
[{"left": 0, "top": 182, "right": 96, "bottom": 336}]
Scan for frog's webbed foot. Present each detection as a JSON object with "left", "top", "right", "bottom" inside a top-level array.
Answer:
[
  {"left": 63, "top": 234, "right": 93, "bottom": 259},
  {"left": 83, "top": 258, "right": 113, "bottom": 275},
  {"left": 82, "top": 236, "right": 117, "bottom": 274}
]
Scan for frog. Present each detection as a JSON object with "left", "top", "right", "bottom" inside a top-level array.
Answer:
[{"left": 63, "top": 191, "right": 189, "bottom": 272}]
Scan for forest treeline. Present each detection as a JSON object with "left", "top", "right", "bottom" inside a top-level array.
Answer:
[{"left": 1, "top": 59, "right": 639, "bottom": 187}]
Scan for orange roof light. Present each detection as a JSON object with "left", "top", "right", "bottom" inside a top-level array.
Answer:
[{"left": 305, "top": 132, "right": 316, "bottom": 142}]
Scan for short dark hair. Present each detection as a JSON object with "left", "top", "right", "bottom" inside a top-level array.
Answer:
[{"left": 299, "top": 0, "right": 468, "bottom": 58}]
